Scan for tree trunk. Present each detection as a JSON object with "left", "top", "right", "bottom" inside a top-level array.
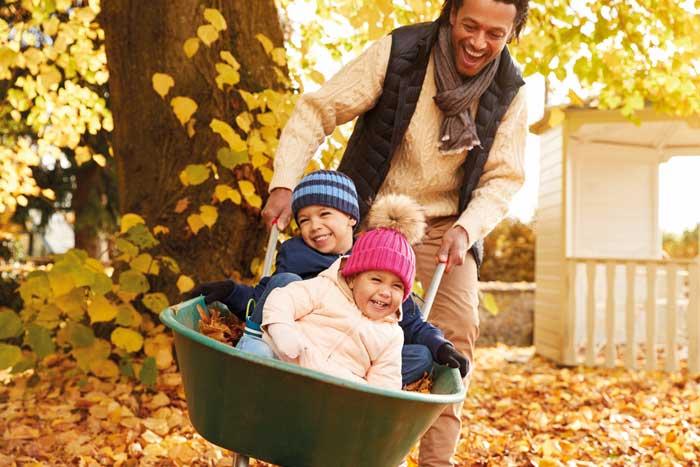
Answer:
[{"left": 100, "top": 1, "right": 286, "bottom": 300}]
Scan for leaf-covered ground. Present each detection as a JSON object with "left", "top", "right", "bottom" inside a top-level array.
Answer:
[{"left": 1, "top": 344, "right": 699, "bottom": 466}]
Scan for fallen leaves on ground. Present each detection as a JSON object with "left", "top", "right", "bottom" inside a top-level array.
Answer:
[{"left": 1, "top": 344, "right": 699, "bottom": 466}]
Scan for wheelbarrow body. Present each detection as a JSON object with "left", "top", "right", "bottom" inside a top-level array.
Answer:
[{"left": 161, "top": 296, "right": 465, "bottom": 467}]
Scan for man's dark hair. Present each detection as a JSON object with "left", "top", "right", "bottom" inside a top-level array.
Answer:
[{"left": 438, "top": 0, "right": 529, "bottom": 41}]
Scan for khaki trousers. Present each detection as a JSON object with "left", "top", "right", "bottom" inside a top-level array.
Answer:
[{"left": 415, "top": 217, "right": 480, "bottom": 467}]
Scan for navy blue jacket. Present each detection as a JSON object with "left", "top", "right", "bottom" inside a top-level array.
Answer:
[{"left": 222, "top": 236, "right": 450, "bottom": 359}]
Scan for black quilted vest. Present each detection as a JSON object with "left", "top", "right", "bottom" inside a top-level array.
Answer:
[{"left": 338, "top": 21, "right": 525, "bottom": 267}]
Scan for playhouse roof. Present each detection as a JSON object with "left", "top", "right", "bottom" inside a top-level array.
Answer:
[{"left": 530, "top": 106, "right": 700, "bottom": 158}]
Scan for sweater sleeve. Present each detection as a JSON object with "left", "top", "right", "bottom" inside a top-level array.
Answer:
[
  {"left": 260, "top": 277, "right": 320, "bottom": 328},
  {"left": 455, "top": 86, "right": 528, "bottom": 246},
  {"left": 269, "top": 35, "right": 392, "bottom": 191},
  {"left": 365, "top": 327, "right": 403, "bottom": 390}
]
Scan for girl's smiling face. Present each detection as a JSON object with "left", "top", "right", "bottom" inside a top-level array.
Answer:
[{"left": 348, "top": 270, "right": 404, "bottom": 320}]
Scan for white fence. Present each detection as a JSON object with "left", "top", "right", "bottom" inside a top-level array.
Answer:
[{"left": 565, "top": 257, "right": 700, "bottom": 372}]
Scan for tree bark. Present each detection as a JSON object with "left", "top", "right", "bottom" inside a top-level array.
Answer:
[{"left": 100, "top": 1, "right": 286, "bottom": 299}]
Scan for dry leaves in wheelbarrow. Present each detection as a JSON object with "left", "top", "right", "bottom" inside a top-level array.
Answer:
[{"left": 196, "top": 304, "right": 244, "bottom": 346}]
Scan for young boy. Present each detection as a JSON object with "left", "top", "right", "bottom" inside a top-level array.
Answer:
[{"left": 188, "top": 170, "right": 468, "bottom": 384}]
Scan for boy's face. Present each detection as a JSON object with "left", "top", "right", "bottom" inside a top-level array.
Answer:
[
  {"left": 348, "top": 270, "right": 404, "bottom": 320},
  {"left": 297, "top": 205, "right": 356, "bottom": 254}
]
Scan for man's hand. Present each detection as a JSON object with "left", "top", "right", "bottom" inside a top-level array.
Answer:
[
  {"left": 185, "top": 280, "right": 235, "bottom": 304},
  {"left": 261, "top": 188, "right": 293, "bottom": 230},
  {"left": 436, "top": 225, "right": 470, "bottom": 273},
  {"left": 436, "top": 343, "right": 469, "bottom": 377},
  {"left": 266, "top": 323, "right": 307, "bottom": 362}
]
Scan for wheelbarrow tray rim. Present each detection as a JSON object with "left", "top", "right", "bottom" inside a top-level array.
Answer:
[{"left": 161, "top": 306, "right": 465, "bottom": 404}]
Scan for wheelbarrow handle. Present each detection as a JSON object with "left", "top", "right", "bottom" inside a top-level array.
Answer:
[
  {"left": 261, "top": 223, "right": 279, "bottom": 278},
  {"left": 421, "top": 262, "right": 445, "bottom": 321}
]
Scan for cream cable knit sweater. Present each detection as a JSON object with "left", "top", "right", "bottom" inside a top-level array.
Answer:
[{"left": 270, "top": 35, "right": 527, "bottom": 248}]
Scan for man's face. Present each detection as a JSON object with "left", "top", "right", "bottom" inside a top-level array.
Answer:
[{"left": 449, "top": 0, "right": 516, "bottom": 77}]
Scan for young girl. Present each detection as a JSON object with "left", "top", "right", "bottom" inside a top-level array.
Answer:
[{"left": 261, "top": 194, "right": 426, "bottom": 390}]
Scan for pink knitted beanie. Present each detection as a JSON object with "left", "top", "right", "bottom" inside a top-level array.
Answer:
[{"left": 341, "top": 194, "right": 426, "bottom": 300}]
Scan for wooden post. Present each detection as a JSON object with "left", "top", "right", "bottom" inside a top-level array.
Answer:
[
  {"left": 689, "top": 261, "right": 700, "bottom": 374},
  {"left": 665, "top": 264, "right": 678, "bottom": 372},
  {"left": 645, "top": 263, "right": 657, "bottom": 371},
  {"left": 565, "top": 261, "right": 578, "bottom": 365},
  {"left": 605, "top": 262, "right": 616, "bottom": 368},
  {"left": 586, "top": 261, "right": 597, "bottom": 366},
  {"left": 625, "top": 262, "right": 636, "bottom": 369}
]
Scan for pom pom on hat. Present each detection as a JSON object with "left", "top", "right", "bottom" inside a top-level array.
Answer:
[{"left": 342, "top": 194, "right": 425, "bottom": 300}]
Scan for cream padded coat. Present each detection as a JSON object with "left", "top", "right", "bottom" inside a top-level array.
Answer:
[{"left": 261, "top": 258, "right": 404, "bottom": 390}]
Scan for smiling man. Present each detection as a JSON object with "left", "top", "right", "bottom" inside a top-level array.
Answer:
[{"left": 262, "top": 0, "right": 530, "bottom": 465}]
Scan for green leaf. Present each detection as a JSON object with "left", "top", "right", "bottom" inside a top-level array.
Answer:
[
  {"left": 142, "top": 293, "right": 169, "bottom": 314},
  {"left": 0, "top": 344, "right": 22, "bottom": 370},
  {"left": 11, "top": 354, "right": 37, "bottom": 374},
  {"left": 119, "top": 357, "right": 135, "bottom": 378},
  {"left": 54, "top": 288, "right": 86, "bottom": 320},
  {"left": 139, "top": 356, "right": 157, "bottom": 388},
  {"left": 180, "top": 164, "right": 210, "bottom": 186},
  {"left": 119, "top": 270, "right": 150, "bottom": 294},
  {"left": 90, "top": 273, "right": 113, "bottom": 296},
  {"left": 26, "top": 324, "right": 55, "bottom": 359},
  {"left": 125, "top": 224, "right": 159, "bottom": 249},
  {"left": 115, "top": 238, "right": 139, "bottom": 260},
  {"left": 20, "top": 272, "right": 50, "bottom": 303},
  {"left": 0, "top": 309, "right": 23, "bottom": 339},
  {"left": 130, "top": 253, "right": 160, "bottom": 275},
  {"left": 115, "top": 304, "right": 135, "bottom": 326},
  {"left": 216, "top": 147, "right": 249, "bottom": 169},
  {"left": 68, "top": 322, "right": 95, "bottom": 348}
]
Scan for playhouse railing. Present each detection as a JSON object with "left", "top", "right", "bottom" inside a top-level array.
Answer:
[{"left": 564, "top": 257, "right": 700, "bottom": 373}]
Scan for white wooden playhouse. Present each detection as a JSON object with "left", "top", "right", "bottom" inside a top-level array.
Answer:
[{"left": 530, "top": 107, "right": 700, "bottom": 373}]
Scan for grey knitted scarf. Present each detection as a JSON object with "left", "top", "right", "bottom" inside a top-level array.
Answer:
[{"left": 433, "top": 23, "right": 500, "bottom": 155}]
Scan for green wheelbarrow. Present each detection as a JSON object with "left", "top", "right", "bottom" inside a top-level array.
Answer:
[{"left": 160, "top": 228, "right": 465, "bottom": 467}]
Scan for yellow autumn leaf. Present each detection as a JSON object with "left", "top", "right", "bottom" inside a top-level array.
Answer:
[
  {"left": 87, "top": 295, "right": 118, "bottom": 323},
  {"left": 239, "top": 180, "right": 262, "bottom": 209},
  {"left": 271, "top": 47, "right": 286, "bottom": 67},
  {"left": 120, "top": 213, "right": 145, "bottom": 233},
  {"left": 89, "top": 359, "right": 119, "bottom": 379},
  {"left": 548, "top": 107, "right": 565, "bottom": 127},
  {"left": 259, "top": 166, "right": 273, "bottom": 183},
  {"left": 210, "top": 118, "right": 247, "bottom": 152},
  {"left": 220, "top": 51, "right": 240, "bottom": 69},
  {"left": 176, "top": 275, "right": 195, "bottom": 293},
  {"left": 187, "top": 214, "right": 205, "bottom": 234},
  {"left": 255, "top": 33, "right": 274, "bottom": 54},
  {"left": 214, "top": 62, "right": 240, "bottom": 89},
  {"left": 256, "top": 112, "right": 277, "bottom": 127},
  {"left": 130, "top": 253, "right": 159, "bottom": 275},
  {"left": 183, "top": 37, "right": 199, "bottom": 58},
  {"left": 235, "top": 112, "right": 253, "bottom": 133},
  {"left": 199, "top": 205, "right": 218, "bottom": 227},
  {"left": 239, "top": 90, "right": 261, "bottom": 110},
  {"left": 153, "top": 225, "right": 170, "bottom": 235},
  {"left": 152, "top": 73, "right": 174, "bottom": 98},
  {"left": 111, "top": 327, "right": 144, "bottom": 353},
  {"left": 214, "top": 184, "right": 242, "bottom": 204},
  {"left": 197, "top": 24, "right": 218, "bottom": 47},
  {"left": 204, "top": 8, "right": 227, "bottom": 32},
  {"left": 691, "top": 400, "right": 700, "bottom": 416},
  {"left": 251, "top": 153, "right": 268, "bottom": 169},
  {"left": 171, "top": 96, "right": 198, "bottom": 125}
]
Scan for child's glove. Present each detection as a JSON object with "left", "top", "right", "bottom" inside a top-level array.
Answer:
[
  {"left": 267, "top": 323, "right": 307, "bottom": 362},
  {"left": 436, "top": 343, "right": 469, "bottom": 377},
  {"left": 186, "top": 280, "right": 235, "bottom": 304}
]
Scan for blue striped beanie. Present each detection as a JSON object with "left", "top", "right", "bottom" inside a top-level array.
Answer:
[{"left": 291, "top": 170, "right": 360, "bottom": 222}]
